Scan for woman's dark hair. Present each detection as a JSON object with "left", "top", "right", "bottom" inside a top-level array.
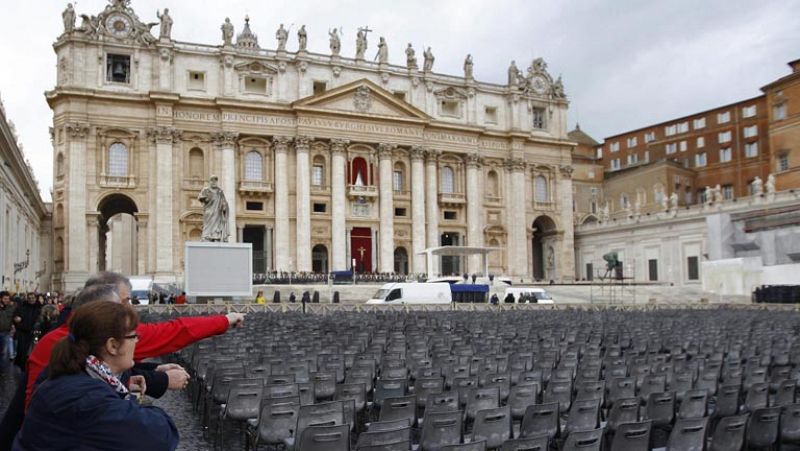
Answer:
[{"left": 49, "top": 301, "right": 139, "bottom": 378}]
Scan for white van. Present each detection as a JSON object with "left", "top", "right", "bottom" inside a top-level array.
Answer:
[
  {"left": 503, "top": 287, "right": 554, "bottom": 304},
  {"left": 129, "top": 276, "right": 154, "bottom": 305},
  {"left": 366, "top": 283, "right": 452, "bottom": 304}
]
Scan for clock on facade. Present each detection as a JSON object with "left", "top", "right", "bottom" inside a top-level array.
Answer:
[
  {"left": 105, "top": 14, "right": 132, "bottom": 38},
  {"left": 531, "top": 75, "right": 548, "bottom": 95}
]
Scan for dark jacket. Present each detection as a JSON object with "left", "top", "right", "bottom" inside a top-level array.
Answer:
[
  {"left": 12, "top": 302, "right": 41, "bottom": 334},
  {"left": 14, "top": 373, "right": 178, "bottom": 451},
  {"left": 0, "top": 304, "right": 14, "bottom": 333}
]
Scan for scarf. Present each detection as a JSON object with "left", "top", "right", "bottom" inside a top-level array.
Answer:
[{"left": 84, "top": 355, "right": 134, "bottom": 400}]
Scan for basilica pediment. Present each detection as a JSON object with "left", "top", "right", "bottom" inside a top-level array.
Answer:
[
  {"left": 233, "top": 61, "right": 279, "bottom": 75},
  {"left": 293, "top": 79, "right": 430, "bottom": 121}
]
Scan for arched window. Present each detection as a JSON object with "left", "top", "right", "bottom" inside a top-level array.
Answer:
[
  {"left": 312, "top": 155, "right": 325, "bottom": 187},
  {"left": 56, "top": 153, "right": 64, "bottom": 176},
  {"left": 244, "top": 150, "right": 263, "bottom": 181},
  {"left": 534, "top": 175, "right": 549, "bottom": 202},
  {"left": 486, "top": 170, "right": 499, "bottom": 197},
  {"left": 189, "top": 148, "right": 204, "bottom": 178},
  {"left": 393, "top": 162, "right": 405, "bottom": 192},
  {"left": 107, "top": 142, "right": 128, "bottom": 176},
  {"left": 441, "top": 166, "right": 455, "bottom": 193}
]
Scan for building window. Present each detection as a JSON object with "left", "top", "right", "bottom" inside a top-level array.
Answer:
[
  {"left": 627, "top": 137, "right": 638, "bottom": 148},
  {"left": 106, "top": 54, "right": 131, "bottom": 83},
  {"left": 443, "top": 210, "right": 457, "bottom": 220},
  {"left": 744, "top": 125, "right": 758, "bottom": 138},
  {"left": 532, "top": 107, "right": 546, "bottom": 129},
  {"left": 610, "top": 158, "right": 621, "bottom": 170},
  {"left": 648, "top": 259, "right": 658, "bottom": 281},
  {"left": 722, "top": 184, "right": 734, "bottom": 200},
  {"left": 244, "top": 151, "right": 263, "bottom": 181},
  {"left": 393, "top": 170, "right": 404, "bottom": 192},
  {"left": 627, "top": 153, "right": 638, "bottom": 165},
  {"left": 666, "top": 143, "right": 677, "bottom": 154},
  {"left": 313, "top": 81, "right": 327, "bottom": 95},
  {"left": 717, "top": 111, "right": 730, "bottom": 124},
  {"left": 774, "top": 103, "right": 787, "bottom": 121},
  {"left": 779, "top": 153, "right": 789, "bottom": 172},
  {"left": 313, "top": 203, "right": 327, "bottom": 213},
  {"left": 108, "top": 142, "right": 128, "bottom": 176},
  {"left": 677, "top": 122, "right": 689, "bottom": 133},
  {"left": 534, "top": 175, "right": 549, "bottom": 202},
  {"left": 742, "top": 105, "right": 757, "bottom": 118},
  {"left": 693, "top": 118, "right": 706, "bottom": 129},
  {"left": 441, "top": 166, "right": 455, "bottom": 193},
  {"left": 597, "top": 148, "right": 603, "bottom": 159},
  {"left": 687, "top": 256, "right": 699, "bottom": 281},
  {"left": 718, "top": 131, "right": 731, "bottom": 143},
  {"left": 679, "top": 141, "right": 687, "bottom": 152},
  {"left": 745, "top": 142, "right": 758, "bottom": 158},
  {"left": 665, "top": 124, "right": 677, "bottom": 136},
  {"left": 698, "top": 188, "right": 707, "bottom": 204},
  {"left": 246, "top": 201, "right": 263, "bottom": 211},
  {"left": 610, "top": 142, "right": 620, "bottom": 153},
  {"left": 188, "top": 71, "right": 205, "bottom": 90},
  {"left": 644, "top": 150, "right": 650, "bottom": 162},
  {"left": 312, "top": 164, "right": 324, "bottom": 186},
  {"left": 696, "top": 137, "right": 705, "bottom": 148},
  {"left": 748, "top": 180, "right": 757, "bottom": 195},
  {"left": 644, "top": 132, "right": 655, "bottom": 143},
  {"left": 695, "top": 152, "right": 707, "bottom": 167},
  {"left": 245, "top": 76, "right": 267, "bottom": 94},
  {"left": 719, "top": 147, "right": 732, "bottom": 163},
  {"left": 189, "top": 148, "right": 204, "bottom": 178},
  {"left": 394, "top": 207, "right": 407, "bottom": 217},
  {"left": 620, "top": 194, "right": 629, "bottom": 210},
  {"left": 484, "top": 106, "right": 498, "bottom": 124},
  {"left": 441, "top": 100, "right": 461, "bottom": 117}
]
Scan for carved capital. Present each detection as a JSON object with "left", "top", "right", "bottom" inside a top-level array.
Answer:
[
  {"left": 294, "top": 135, "right": 313, "bottom": 151},
  {"left": 330, "top": 138, "right": 350, "bottom": 154},
  {"left": 378, "top": 143, "right": 396, "bottom": 159},
  {"left": 210, "top": 131, "right": 239, "bottom": 147},
  {"left": 465, "top": 153, "right": 482, "bottom": 168},
  {"left": 559, "top": 165, "right": 574, "bottom": 178},
  {"left": 65, "top": 122, "right": 89, "bottom": 139},
  {"left": 410, "top": 145, "right": 427, "bottom": 161},
  {"left": 272, "top": 135, "right": 292, "bottom": 152},
  {"left": 147, "top": 126, "right": 181, "bottom": 144},
  {"left": 425, "top": 149, "right": 441, "bottom": 163},
  {"left": 505, "top": 158, "right": 526, "bottom": 172}
]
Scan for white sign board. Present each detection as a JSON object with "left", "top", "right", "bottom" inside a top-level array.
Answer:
[{"left": 185, "top": 242, "right": 252, "bottom": 297}]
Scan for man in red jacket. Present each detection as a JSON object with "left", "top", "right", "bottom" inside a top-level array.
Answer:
[{"left": 24, "top": 271, "right": 244, "bottom": 408}]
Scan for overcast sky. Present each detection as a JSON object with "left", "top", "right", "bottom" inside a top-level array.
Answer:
[{"left": 1, "top": 0, "right": 797, "bottom": 201}]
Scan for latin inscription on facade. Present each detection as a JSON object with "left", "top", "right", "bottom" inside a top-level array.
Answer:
[{"left": 298, "top": 117, "right": 423, "bottom": 137}]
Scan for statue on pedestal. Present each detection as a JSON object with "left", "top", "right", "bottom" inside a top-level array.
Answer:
[
  {"left": 463, "top": 54, "right": 474, "bottom": 79},
  {"left": 713, "top": 184, "right": 724, "bottom": 204},
  {"left": 375, "top": 37, "right": 388, "bottom": 64},
  {"left": 356, "top": 26, "right": 371, "bottom": 59},
  {"left": 198, "top": 175, "right": 229, "bottom": 242},
  {"left": 156, "top": 8, "right": 172, "bottom": 40},
  {"left": 221, "top": 18, "right": 234, "bottom": 46},
  {"left": 297, "top": 25, "right": 307, "bottom": 51},
  {"left": 670, "top": 192, "right": 679, "bottom": 210},
  {"left": 423, "top": 47, "right": 435, "bottom": 72},
  {"left": 405, "top": 43, "right": 417, "bottom": 69},
  {"left": 508, "top": 60, "right": 519, "bottom": 87},
  {"left": 766, "top": 174, "right": 776, "bottom": 194},
  {"left": 275, "top": 23, "right": 288, "bottom": 51},
  {"left": 62, "top": 3, "right": 75, "bottom": 33},
  {"left": 660, "top": 193, "right": 668, "bottom": 211},
  {"left": 751, "top": 176, "right": 764, "bottom": 196},
  {"left": 328, "top": 28, "right": 341, "bottom": 55}
]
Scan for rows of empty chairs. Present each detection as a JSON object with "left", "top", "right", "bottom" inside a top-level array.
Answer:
[{"left": 163, "top": 309, "right": 800, "bottom": 450}]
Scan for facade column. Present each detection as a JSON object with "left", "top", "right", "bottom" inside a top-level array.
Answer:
[
  {"left": 64, "top": 122, "right": 89, "bottom": 289},
  {"left": 295, "top": 136, "right": 312, "bottom": 272},
  {"left": 378, "top": 143, "right": 396, "bottom": 273},
  {"left": 465, "top": 153, "right": 484, "bottom": 274},
  {"left": 265, "top": 227, "right": 273, "bottom": 271},
  {"left": 507, "top": 158, "right": 528, "bottom": 278},
  {"left": 410, "top": 146, "right": 427, "bottom": 274},
  {"left": 330, "top": 138, "right": 349, "bottom": 271},
  {"left": 149, "top": 126, "right": 179, "bottom": 277},
  {"left": 134, "top": 214, "right": 148, "bottom": 275},
  {"left": 425, "top": 150, "right": 440, "bottom": 275},
  {"left": 558, "top": 165, "right": 576, "bottom": 281},
  {"left": 213, "top": 132, "right": 239, "bottom": 243},
  {"left": 272, "top": 136, "right": 292, "bottom": 271},
  {"left": 87, "top": 214, "right": 100, "bottom": 275}
]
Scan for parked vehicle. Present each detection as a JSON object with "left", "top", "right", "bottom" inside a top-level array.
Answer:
[
  {"left": 129, "top": 276, "right": 154, "bottom": 305},
  {"left": 503, "top": 287, "right": 554, "bottom": 304},
  {"left": 367, "top": 283, "right": 452, "bottom": 304}
]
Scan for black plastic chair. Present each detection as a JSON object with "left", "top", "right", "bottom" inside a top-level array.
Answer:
[
  {"left": 746, "top": 406, "right": 780, "bottom": 450},
  {"left": 470, "top": 405, "right": 512, "bottom": 449},
  {"left": 250, "top": 400, "right": 300, "bottom": 451},
  {"left": 519, "top": 402, "right": 559, "bottom": 441},
  {"left": 296, "top": 424, "right": 350, "bottom": 451},
  {"left": 355, "top": 427, "right": 411, "bottom": 451},
  {"left": 780, "top": 403, "right": 800, "bottom": 449},
  {"left": 500, "top": 434, "right": 549, "bottom": 451},
  {"left": 425, "top": 392, "right": 460, "bottom": 415},
  {"left": 606, "top": 397, "right": 639, "bottom": 434},
  {"left": 560, "top": 427, "right": 603, "bottom": 451},
  {"left": 667, "top": 416, "right": 708, "bottom": 451},
  {"left": 677, "top": 389, "right": 708, "bottom": 419},
  {"left": 507, "top": 382, "right": 539, "bottom": 421},
  {"left": 713, "top": 383, "right": 740, "bottom": 418},
  {"left": 379, "top": 395, "right": 417, "bottom": 427},
  {"left": 609, "top": 420, "right": 651, "bottom": 451},
  {"left": 708, "top": 413, "right": 747, "bottom": 451},
  {"left": 564, "top": 399, "right": 600, "bottom": 436}
]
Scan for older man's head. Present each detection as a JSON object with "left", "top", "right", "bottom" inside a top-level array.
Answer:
[{"left": 84, "top": 271, "right": 132, "bottom": 304}]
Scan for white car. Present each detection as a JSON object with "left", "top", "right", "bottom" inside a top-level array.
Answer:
[{"left": 503, "top": 287, "right": 554, "bottom": 304}]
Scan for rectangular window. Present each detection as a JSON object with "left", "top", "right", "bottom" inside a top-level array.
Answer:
[
  {"left": 780, "top": 153, "right": 789, "bottom": 171},
  {"left": 484, "top": 106, "right": 498, "bottom": 124},
  {"left": 644, "top": 132, "right": 655, "bottom": 143},
  {"left": 627, "top": 137, "right": 638, "bottom": 148},
  {"left": 722, "top": 184, "right": 734, "bottom": 200},
  {"left": 648, "top": 259, "right": 658, "bottom": 281},
  {"left": 188, "top": 71, "right": 205, "bottom": 90},
  {"left": 443, "top": 211, "right": 457, "bottom": 220},
  {"left": 610, "top": 142, "right": 620, "bottom": 153},
  {"left": 666, "top": 143, "right": 677, "bottom": 154},
  {"left": 743, "top": 125, "right": 758, "bottom": 138},
  {"left": 245, "top": 201, "right": 263, "bottom": 211},
  {"left": 742, "top": 105, "right": 757, "bottom": 118},
  {"left": 679, "top": 141, "right": 688, "bottom": 152},
  {"left": 106, "top": 54, "right": 131, "bottom": 84},
  {"left": 393, "top": 171, "right": 404, "bottom": 192},
  {"left": 677, "top": 122, "right": 689, "bottom": 133},
  {"left": 718, "top": 131, "right": 732, "bottom": 143},
  {"left": 627, "top": 153, "right": 638, "bottom": 165},
  {"left": 441, "top": 100, "right": 461, "bottom": 117},
  {"left": 744, "top": 142, "right": 758, "bottom": 158},
  {"left": 644, "top": 150, "right": 650, "bottom": 162},
  {"left": 665, "top": 124, "right": 677, "bottom": 136},
  {"left": 313, "top": 203, "right": 327, "bottom": 213},
  {"left": 774, "top": 103, "right": 787, "bottom": 121},
  {"left": 597, "top": 148, "right": 603, "bottom": 159},
  {"left": 693, "top": 118, "right": 706, "bottom": 129},
  {"left": 695, "top": 152, "right": 707, "bottom": 167},
  {"left": 245, "top": 76, "right": 267, "bottom": 94},
  {"left": 313, "top": 81, "right": 327, "bottom": 95},
  {"left": 532, "top": 107, "right": 546, "bottom": 129},
  {"left": 586, "top": 263, "right": 594, "bottom": 281},
  {"left": 610, "top": 158, "right": 621, "bottom": 170},
  {"left": 696, "top": 136, "right": 705, "bottom": 148},
  {"left": 719, "top": 147, "right": 732, "bottom": 163},
  {"left": 394, "top": 207, "right": 407, "bottom": 217},
  {"left": 312, "top": 165, "right": 324, "bottom": 186},
  {"left": 717, "top": 111, "right": 731, "bottom": 124},
  {"left": 748, "top": 180, "right": 757, "bottom": 196},
  {"left": 687, "top": 256, "right": 699, "bottom": 280}
]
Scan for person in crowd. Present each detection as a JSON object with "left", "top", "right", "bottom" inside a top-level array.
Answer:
[
  {"left": 255, "top": 290, "right": 266, "bottom": 304},
  {"left": 12, "top": 293, "right": 42, "bottom": 368},
  {"left": 34, "top": 301, "right": 60, "bottom": 337},
  {"left": 14, "top": 301, "right": 179, "bottom": 450},
  {"left": 175, "top": 292, "right": 187, "bottom": 305},
  {"left": 0, "top": 292, "right": 15, "bottom": 371}
]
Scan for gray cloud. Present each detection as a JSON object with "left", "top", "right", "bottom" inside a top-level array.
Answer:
[{"left": 1, "top": 0, "right": 797, "bottom": 201}]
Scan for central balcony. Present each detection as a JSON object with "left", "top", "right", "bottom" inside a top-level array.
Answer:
[
  {"left": 239, "top": 180, "right": 273, "bottom": 196},
  {"left": 439, "top": 192, "right": 466, "bottom": 206},
  {"left": 348, "top": 184, "right": 378, "bottom": 198}
]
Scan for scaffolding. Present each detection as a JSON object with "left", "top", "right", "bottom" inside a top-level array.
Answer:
[{"left": 589, "top": 259, "right": 637, "bottom": 304}]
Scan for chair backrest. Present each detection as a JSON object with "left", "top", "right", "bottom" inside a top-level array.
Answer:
[
  {"left": 375, "top": 378, "right": 408, "bottom": 407},
  {"left": 508, "top": 382, "right": 540, "bottom": 420},
  {"left": 379, "top": 395, "right": 417, "bottom": 426},
  {"left": 564, "top": 398, "right": 600, "bottom": 435},
  {"left": 575, "top": 380, "right": 605, "bottom": 404},
  {"left": 543, "top": 379, "right": 572, "bottom": 413},
  {"left": 471, "top": 405, "right": 512, "bottom": 449},
  {"left": 257, "top": 400, "right": 300, "bottom": 445},
  {"left": 368, "top": 419, "right": 411, "bottom": 432},
  {"left": 500, "top": 434, "right": 549, "bottom": 451},
  {"left": 267, "top": 382, "right": 300, "bottom": 399},
  {"left": 224, "top": 384, "right": 263, "bottom": 421},
  {"left": 520, "top": 402, "right": 560, "bottom": 440},
  {"left": 644, "top": 391, "right": 675, "bottom": 427},
  {"left": 465, "top": 387, "right": 500, "bottom": 421},
  {"left": 747, "top": 406, "right": 780, "bottom": 449},
  {"left": 440, "top": 440, "right": 487, "bottom": 451},
  {"left": 415, "top": 376, "right": 445, "bottom": 408},
  {"left": 677, "top": 389, "right": 708, "bottom": 419},
  {"left": 606, "top": 397, "right": 639, "bottom": 432},
  {"left": 560, "top": 427, "right": 603, "bottom": 451},
  {"left": 714, "top": 383, "right": 740, "bottom": 417},
  {"left": 296, "top": 400, "right": 346, "bottom": 444},
  {"left": 355, "top": 427, "right": 411, "bottom": 451},
  {"left": 775, "top": 379, "right": 797, "bottom": 407},
  {"left": 609, "top": 420, "right": 651, "bottom": 451},
  {"left": 709, "top": 413, "right": 747, "bottom": 451},
  {"left": 335, "top": 382, "right": 367, "bottom": 412},
  {"left": 420, "top": 410, "right": 463, "bottom": 451},
  {"left": 426, "top": 392, "right": 460, "bottom": 414},
  {"left": 607, "top": 377, "right": 636, "bottom": 407},
  {"left": 667, "top": 416, "right": 708, "bottom": 451},
  {"left": 780, "top": 403, "right": 800, "bottom": 444},
  {"left": 297, "top": 424, "right": 350, "bottom": 451}
]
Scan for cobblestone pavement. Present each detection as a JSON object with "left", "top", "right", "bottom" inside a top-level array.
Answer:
[{"left": 155, "top": 388, "right": 248, "bottom": 451}]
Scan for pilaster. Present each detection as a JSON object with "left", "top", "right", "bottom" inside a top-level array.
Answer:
[
  {"left": 378, "top": 143, "right": 396, "bottom": 273},
  {"left": 212, "top": 131, "right": 239, "bottom": 243},
  {"left": 65, "top": 122, "right": 89, "bottom": 285},
  {"left": 147, "top": 126, "right": 181, "bottom": 274},
  {"left": 330, "top": 138, "right": 349, "bottom": 271},
  {"left": 507, "top": 158, "right": 528, "bottom": 278},
  {"left": 295, "top": 135, "right": 312, "bottom": 272},
  {"left": 410, "top": 146, "right": 427, "bottom": 274},
  {"left": 425, "top": 149, "right": 440, "bottom": 275},
  {"left": 465, "top": 153, "right": 483, "bottom": 273},
  {"left": 273, "top": 136, "right": 292, "bottom": 271}
]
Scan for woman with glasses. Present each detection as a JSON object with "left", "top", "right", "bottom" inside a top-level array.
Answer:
[{"left": 13, "top": 302, "right": 178, "bottom": 450}]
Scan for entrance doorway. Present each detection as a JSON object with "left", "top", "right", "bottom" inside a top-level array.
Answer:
[
  {"left": 97, "top": 194, "right": 138, "bottom": 274},
  {"left": 440, "top": 232, "right": 461, "bottom": 276},
  {"left": 350, "top": 227, "right": 372, "bottom": 273},
  {"left": 312, "top": 245, "right": 329, "bottom": 273},
  {"left": 394, "top": 247, "right": 408, "bottom": 275},
  {"left": 242, "top": 226, "right": 266, "bottom": 274},
  {"left": 532, "top": 216, "right": 556, "bottom": 281}
]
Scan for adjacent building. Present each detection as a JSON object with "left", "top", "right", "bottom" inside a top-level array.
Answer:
[{"left": 762, "top": 59, "right": 800, "bottom": 190}]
